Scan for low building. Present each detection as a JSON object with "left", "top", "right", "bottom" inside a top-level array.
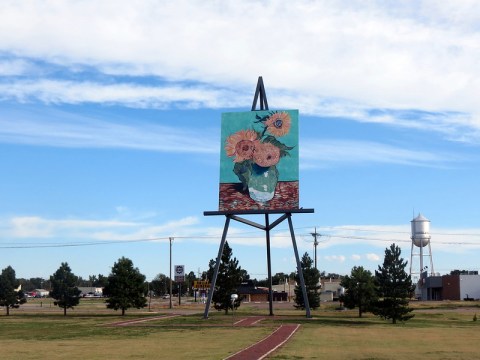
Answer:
[
  {"left": 420, "top": 274, "right": 480, "bottom": 300},
  {"left": 78, "top": 287, "right": 103, "bottom": 297},
  {"left": 320, "top": 279, "right": 344, "bottom": 301},
  {"left": 238, "top": 280, "right": 291, "bottom": 302},
  {"left": 237, "top": 281, "right": 269, "bottom": 302},
  {"left": 272, "top": 279, "right": 295, "bottom": 301},
  {"left": 35, "top": 289, "right": 50, "bottom": 297}
]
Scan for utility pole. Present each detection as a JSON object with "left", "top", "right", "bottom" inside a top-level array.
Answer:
[
  {"left": 310, "top": 227, "right": 320, "bottom": 271},
  {"left": 169, "top": 237, "right": 173, "bottom": 309}
]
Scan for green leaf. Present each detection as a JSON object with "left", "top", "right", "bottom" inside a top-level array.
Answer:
[{"left": 233, "top": 160, "right": 252, "bottom": 191}]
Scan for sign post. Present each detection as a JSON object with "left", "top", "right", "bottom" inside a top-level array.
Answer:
[{"left": 174, "top": 265, "right": 185, "bottom": 306}]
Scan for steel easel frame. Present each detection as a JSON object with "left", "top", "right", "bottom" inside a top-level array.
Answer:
[
  {"left": 202, "top": 209, "right": 314, "bottom": 319},
  {"left": 203, "top": 77, "right": 313, "bottom": 319}
]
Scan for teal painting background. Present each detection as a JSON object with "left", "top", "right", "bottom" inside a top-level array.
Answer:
[{"left": 220, "top": 109, "right": 299, "bottom": 183}]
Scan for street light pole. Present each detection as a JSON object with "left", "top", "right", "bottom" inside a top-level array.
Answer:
[{"left": 169, "top": 237, "right": 173, "bottom": 309}]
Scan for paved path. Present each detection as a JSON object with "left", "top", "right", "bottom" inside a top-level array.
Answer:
[
  {"left": 109, "top": 314, "right": 180, "bottom": 327},
  {"left": 233, "top": 316, "right": 265, "bottom": 327},
  {"left": 225, "top": 323, "right": 300, "bottom": 360},
  {"left": 109, "top": 314, "right": 300, "bottom": 359}
]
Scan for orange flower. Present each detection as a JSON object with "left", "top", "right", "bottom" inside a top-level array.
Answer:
[
  {"left": 225, "top": 129, "right": 258, "bottom": 162},
  {"left": 253, "top": 142, "right": 280, "bottom": 167},
  {"left": 265, "top": 111, "right": 291, "bottom": 137}
]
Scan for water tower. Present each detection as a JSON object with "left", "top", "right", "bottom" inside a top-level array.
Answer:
[{"left": 410, "top": 213, "right": 435, "bottom": 279}]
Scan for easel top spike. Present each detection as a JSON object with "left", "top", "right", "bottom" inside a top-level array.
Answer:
[{"left": 251, "top": 76, "right": 269, "bottom": 111}]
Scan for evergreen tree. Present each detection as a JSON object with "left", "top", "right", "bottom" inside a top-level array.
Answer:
[
  {"left": 104, "top": 257, "right": 147, "bottom": 315},
  {"left": 207, "top": 241, "right": 244, "bottom": 314},
  {"left": 374, "top": 243, "right": 415, "bottom": 324},
  {"left": 340, "top": 266, "right": 377, "bottom": 317},
  {"left": 294, "top": 252, "right": 320, "bottom": 310},
  {"left": 0, "top": 266, "right": 26, "bottom": 315},
  {"left": 49, "top": 262, "right": 81, "bottom": 316}
]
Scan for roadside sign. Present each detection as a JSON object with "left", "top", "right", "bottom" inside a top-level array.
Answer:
[
  {"left": 174, "top": 265, "right": 185, "bottom": 282},
  {"left": 193, "top": 280, "right": 210, "bottom": 290}
]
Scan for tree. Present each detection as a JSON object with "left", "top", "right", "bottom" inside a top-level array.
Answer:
[
  {"left": 104, "top": 257, "right": 147, "bottom": 315},
  {"left": 272, "top": 272, "right": 287, "bottom": 285},
  {"left": 49, "top": 262, "right": 81, "bottom": 316},
  {"left": 207, "top": 241, "right": 244, "bottom": 314},
  {"left": 185, "top": 271, "right": 196, "bottom": 296},
  {"left": 294, "top": 252, "right": 321, "bottom": 310},
  {"left": 0, "top": 266, "right": 26, "bottom": 315},
  {"left": 255, "top": 278, "right": 268, "bottom": 287},
  {"left": 86, "top": 274, "right": 108, "bottom": 287},
  {"left": 151, "top": 273, "right": 169, "bottom": 297},
  {"left": 374, "top": 243, "right": 415, "bottom": 324},
  {"left": 340, "top": 266, "right": 378, "bottom": 317}
]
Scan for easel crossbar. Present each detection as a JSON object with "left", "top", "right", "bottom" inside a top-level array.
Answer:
[
  {"left": 230, "top": 215, "right": 266, "bottom": 230},
  {"left": 230, "top": 212, "right": 289, "bottom": 231}
]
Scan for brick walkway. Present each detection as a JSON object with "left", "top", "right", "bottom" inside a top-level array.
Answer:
[
  {"left": 109, "top": 314, "right": 300, "bottom": 359},
  {"left": 225, "top": 323, "right": 300, "bottom": 360}
]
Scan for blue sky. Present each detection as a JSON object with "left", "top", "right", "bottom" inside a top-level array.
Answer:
[{"left": 1, "top": 1, "right": 479, "bottom": 282}]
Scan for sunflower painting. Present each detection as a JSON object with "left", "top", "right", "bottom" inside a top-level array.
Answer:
[{"left": 219, "top": 110, "right": 299, "bottom": 211}]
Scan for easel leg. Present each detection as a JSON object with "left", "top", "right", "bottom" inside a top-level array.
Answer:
[
  {"left": 287, "top": 213, "right": 311, "bottom": 318},
  {"left": 203, "top": 215, "right": 231, "bottom": 319},
  {"left": 265, "top": 214, "right": 273, "bottom": 316}
]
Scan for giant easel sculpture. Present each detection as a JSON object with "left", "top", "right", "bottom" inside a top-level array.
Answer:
[{"left": 203, "top": 77, "right": 314, "bottom": 319}]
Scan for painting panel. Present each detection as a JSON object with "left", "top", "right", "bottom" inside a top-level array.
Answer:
[{"left": 219, "top": 110, "right": 299, "bottom": 211}]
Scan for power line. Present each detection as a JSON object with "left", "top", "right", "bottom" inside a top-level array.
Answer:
[{"left": 1, "top": 226, "right": 480, "bottom": 249}]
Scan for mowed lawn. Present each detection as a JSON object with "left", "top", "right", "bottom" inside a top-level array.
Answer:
[
  {"left": 271, "top": 311, "right": 480, "bottom": 359},
  {"left": 1, "top": 299, "right": 480, "bottom": 359}
]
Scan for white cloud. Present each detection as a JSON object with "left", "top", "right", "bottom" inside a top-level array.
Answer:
[
  {"left": 351, "top": 254, "right": 361, "bottom": 261},
  {"left": 0, "top": 59, "right": 33, "bottom": 76},
  {"left": 366, "top": 253, "right": 381, "bottom": 262},
  {"left": 0, "top": 1, "right": 479, "bottom": 141},
  {"left": 324, "top": 255, "right": 346, "bottom": 263}
]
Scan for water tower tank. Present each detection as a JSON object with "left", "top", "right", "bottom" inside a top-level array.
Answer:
[{"left": 411, "top": 213, "right": 431, "bottom": 247}]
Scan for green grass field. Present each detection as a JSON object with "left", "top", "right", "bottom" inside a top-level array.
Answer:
[{"left": 1, "top": 299, "right": 479, "bottom": 359}]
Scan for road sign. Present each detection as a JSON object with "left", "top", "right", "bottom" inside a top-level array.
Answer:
[{"left": 174, "top": 265, "right": 185, "bottom": 282}]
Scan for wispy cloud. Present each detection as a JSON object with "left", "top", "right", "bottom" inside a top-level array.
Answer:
[
  {"left": 0, "top": 58, "right": 34, "bottom": 76},
  {"left": 1, "top": 78, "right": 478, "bottom": 144},
  {"left": 301, "top": 139, "right": 462, "bottom": 169},
  {"left": 1, "top": 103, "right": 463, "bottom": 169},
  {"left": 0, "top": 79, "right": 246, "bottom": 109},
  {"left": 0, "top": 107, "right": 218, "bottom": 153},
  {"left": 6, "top": 216, "right": 140, "bottom": 239},
  {"left": 0, "top": 215, "right": 200, "bottom": 243},
  {"left": 2, "top": 214, "right": 480, "bottom": 261},
  {"left": 316, "top": 224, "right": 480, "bottom": 253}
]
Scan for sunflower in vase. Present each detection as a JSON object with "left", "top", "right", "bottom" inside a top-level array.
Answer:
[{"left": 224, "top": 111, "right": 293, "bottom": 204}]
